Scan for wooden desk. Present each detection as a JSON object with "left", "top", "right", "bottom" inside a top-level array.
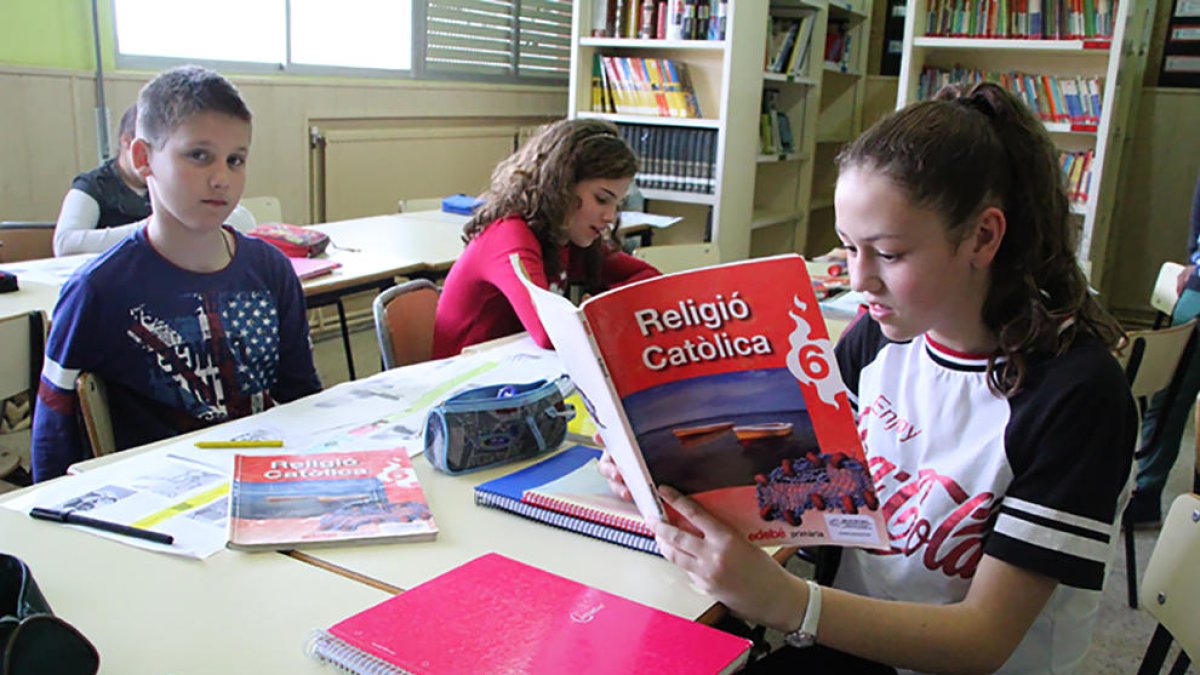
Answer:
[{"left": 0, "top": 500, "right": 392, "bottom": 674}]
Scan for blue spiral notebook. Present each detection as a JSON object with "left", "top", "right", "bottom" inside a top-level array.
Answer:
[{"left": 474, "top": 445, "right": 660, "bottom": 555}]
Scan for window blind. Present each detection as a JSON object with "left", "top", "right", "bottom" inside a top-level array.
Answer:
[{"left": 425, "top": 0, "right": 570, "bottom": 80}]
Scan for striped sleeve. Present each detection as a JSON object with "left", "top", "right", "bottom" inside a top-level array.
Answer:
[
  {"left": 987, "top": 342, "right": 1137, "bottom": 590},
  {"left": 30, "top": 276, "right": 100, "bottom": 481}
]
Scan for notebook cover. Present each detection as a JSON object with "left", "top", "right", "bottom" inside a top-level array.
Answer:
[
  {"left": 475, "top": 445, "right": 653, "bottom": 538},
  {"left": 227, "top": 447, "right": 437, "bottom": 551},
  {"left": 288, "top": 256, "right": 342, "bottom": 281},
  {"left": 311, "top": 553, "right": 751, "bottom": 674}
]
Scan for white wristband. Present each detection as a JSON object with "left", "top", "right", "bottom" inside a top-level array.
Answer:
[{"left": 784, "top": 579, "right": 822, "bottom": 649}]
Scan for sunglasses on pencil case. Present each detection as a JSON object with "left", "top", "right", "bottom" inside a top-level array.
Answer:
[
  {"left": 247, "top": 223, "right": 330, "bottom": 258},
  {"left": 1, "top": 553, "right": 99, "bottom": 675},
  {"left": 424, "top": 377, "right": 576, "bottom": 475}
]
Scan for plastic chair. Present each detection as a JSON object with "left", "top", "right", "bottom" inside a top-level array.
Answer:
[
  {"left": 1151, "top": 261, "right": 1185, "bottom": 328},
  {"left": 372, "top": 279, "right": 440, "bottom": 370},
  {"left": 76, "top": 372, "right": 115, "bottom": 458},
  {"left": 0, "top": 222, "right": 54, "bottom": 263},
  {"left": 1115, "top": 318, "right": 1198, "bottom": 608},
  {"left": 1136, "top": 493, "right": 1199, "bottom": 674},
  {"left": 239, "top": 196, "right": 282, "bottom": 225},
  {"left": 0, "top": 311, "right": 47, "bottom": 480},
  {"left": 396, "top": 198, "right": 445, "bottom": 214},
  {"left": 632, "top": 243, "right": 721, "bottom": 274}
]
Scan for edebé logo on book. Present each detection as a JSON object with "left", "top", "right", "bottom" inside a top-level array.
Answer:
[{"left": 570, "top": 603, "right": 606, "bottom": 624}]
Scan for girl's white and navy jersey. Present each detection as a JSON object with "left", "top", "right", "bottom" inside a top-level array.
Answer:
[{"left": 834, "top": 317, "right": 1136, "bottom": 674}]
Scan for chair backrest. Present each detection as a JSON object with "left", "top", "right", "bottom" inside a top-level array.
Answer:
[
  {"left": 1151, "top": 261, "right": 1184, "bottom": 322},
  {"left": 0, "top": 311, "right": 47, "bottom": 403},
  {"left": 0, "top": 222, "right": 54, "bottom": 263},
  {"left": 239, "top": 196, "right": 282, "bottom": 225},
  {"left": 373, "top": 279, "right": 439, "bottom": 370},
  {"left": 1138, "top": 492, "right": 1200, "bottom": 670},
  {"left": 632, "top": 243, "right": 721, "bottom": 275},
  {"left": 397, "top": 198, "right": 445, "bottom": 214},
  {"left": 76, "top": 372, "right": 116, "bottom": 458},
  {"left": 1117, "top": 319, "right": 1197, "bottom": 400}
]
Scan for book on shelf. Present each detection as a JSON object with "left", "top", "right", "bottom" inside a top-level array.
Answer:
[
  {"left": 307, "top": 553, "right": 751, "bottom": 675},
  {"left": 617, "top": 124, "right": 716, "bottom": 194},
  {"left": 596, "top": 56, "right": 702, "bottom": 119},
  {"left": 227, "top": 447, "right": 437, "bottom": 551},
  {"left": 917, "top": 66, "right": 1103, "bottom": 125},
  {"left": 924, "top": 0, "right": 1115, "bottom": 39},
  {"left": 512, "top": 253, "right": 888, "bottom": 549},
  {"left": 474, "top": 445, "right": 660, "bottom": 555}
]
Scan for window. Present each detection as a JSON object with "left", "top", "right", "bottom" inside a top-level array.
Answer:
[
  {"left": 111, "top": 0, "right": 568, "bottom": 83},
  {"left": 421, "top": 0, "right": 571, "bottom": 81}
]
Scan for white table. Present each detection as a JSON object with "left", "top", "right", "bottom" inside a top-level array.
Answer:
[{"left": 0, "top": 503, "right": 393, "bottom": 674}]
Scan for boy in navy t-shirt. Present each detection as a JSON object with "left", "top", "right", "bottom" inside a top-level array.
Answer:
[{"left": 31, "top": 66, "right": 321, "bottom": 481}]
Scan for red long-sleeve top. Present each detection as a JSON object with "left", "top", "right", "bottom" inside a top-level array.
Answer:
[{"left": 432, "top": 216, "right": 659, "bottom": 359}]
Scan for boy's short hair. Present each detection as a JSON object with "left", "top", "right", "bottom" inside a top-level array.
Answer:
[
  {"left": 117, "top": 103, "right": 137, "bottom": 139},
  {"left": 137, "top": 65, "right": 252, "bottom": 148}
]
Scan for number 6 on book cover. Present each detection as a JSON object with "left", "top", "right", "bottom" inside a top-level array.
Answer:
[{"left": 513, "top": 253, "right": 887, "bottom": 549}]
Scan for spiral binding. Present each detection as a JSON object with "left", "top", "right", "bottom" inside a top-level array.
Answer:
[
  {"left": 523, "top": 492, "right": 654, "bottom": 537},
  {"left": 474, "top": 492, "right": 660, "bottom": 555},
  {"left": 305, "top": 629, "right": 413, "bottom": 675}
]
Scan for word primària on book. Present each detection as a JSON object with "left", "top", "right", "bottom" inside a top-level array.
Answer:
[
  {"left": 263, "top": 458, "right": 370, "bottom": 480},
  {"left": 634, "top": 293, "right": 773, "bottom": 371}
]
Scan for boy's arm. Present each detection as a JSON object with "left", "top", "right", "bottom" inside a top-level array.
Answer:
[
  {"left": 480, "top": 222, "right": 558, "bottom": 349},
  {"left": 53, "top": 189, "right": 139, "bottom": 257},
  {"left": 269, "top": 257, "right": 323, "bottom": 402},
  {"left": 30, "top": 279, "right": 100, "bottom": 481}
]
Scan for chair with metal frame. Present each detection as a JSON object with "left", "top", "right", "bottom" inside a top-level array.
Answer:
[
  {"left": 1135, "top": 492, "right": 1199, "bottom": 675},
  {"left": 1115, "top": 318, "right": 1199, "bottom": 608},
  {"left": 632, "top": 242, "right": 721, "bottom": 275},
  {"left": 76, "top": 372, "right": 116, "bottom": 459},
  {"left": 0, "top": 311, "right": 47, "bottom": 482},
  {"left": 372, "top": 279, "right": 440, "bottom": 370},
  {"left": 0, "top": 222, "right": 54, "bottom": 263}
]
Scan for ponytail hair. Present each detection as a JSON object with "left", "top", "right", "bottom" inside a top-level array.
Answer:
[
  {"left": 465, "top": 118, "right": 638, "bottom": 291},
  {"left": 838, "top": 82, "right": 1122, "bottom": 396}
]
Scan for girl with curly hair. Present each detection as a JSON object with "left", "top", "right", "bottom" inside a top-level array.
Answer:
[{"left": 432, "top": 118, "right": 660, "bottom": 358}]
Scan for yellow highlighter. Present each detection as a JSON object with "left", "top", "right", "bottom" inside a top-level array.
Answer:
[{"left": 194, "top": 440, "right": 284, "bottom": 449}]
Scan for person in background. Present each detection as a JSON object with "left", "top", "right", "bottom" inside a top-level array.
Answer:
[
  {"left": 433, "top": 118, "right": 660, "bottom": 358},
  {"left": 1130, "top": 173, "right": 1200, "bottom": 526},
  {"left": 31, "top": 65, "right": 321, "bottom": 481},
  {"left": 53, "top": 104, "right": 151, "bottom": 256},
  {"left": 600, "top": 82, "right": 1135, "bottom": 674}
]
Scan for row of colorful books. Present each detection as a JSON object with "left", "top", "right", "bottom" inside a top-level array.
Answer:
[
  {"left": 765, "top": 11, "right": 816, "bottom": 76},
  {"left": 917, "top": 66, "right": 1103, "bottom": 125},
  {"left": 592, "top": 55, "right": 703, "bottom": 119},
  {"left": 1061, "top": 148, "right": 1094, "bottom": 205},
  {"left": 925, "top": 0, "right": 1117, "bottom": 40},
  {"left": 617, "top": 123, "right": 718, "bottom": 195},
  {"left": 592, "top": 0, "right": 728, "bottom": 41}
]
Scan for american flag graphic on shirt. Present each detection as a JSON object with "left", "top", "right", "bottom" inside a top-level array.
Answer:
[{"left": 126, "top": 290, "right": 280, "bottom": 423}]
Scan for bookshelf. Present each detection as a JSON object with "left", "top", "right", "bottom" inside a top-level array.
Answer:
[
  {"left": 896, "top": 0, "right": 1160, "bottom": 287},
  {"left": 569, "top": 1, "right": 876, "bottom": 261},
  {"left": 570, "top": 2, "right": 764, "bottom": 261},
  {"left": 793, "top": 0, "right": 877, "bottom": 258}
]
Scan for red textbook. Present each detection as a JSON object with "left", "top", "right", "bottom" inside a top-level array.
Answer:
[
  {"left": 515, "top": 253, "right": 887, "bottom": 549},
  {"left": 227, "top": 447, "right": 437, "bottom": 551},
  {"left": 306, "top": 552, "right": 751, "bottom": 674}
]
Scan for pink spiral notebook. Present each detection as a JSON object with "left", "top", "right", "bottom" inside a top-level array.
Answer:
[{"left": 306, "top": 553, "right": 751, "bottom": 674}]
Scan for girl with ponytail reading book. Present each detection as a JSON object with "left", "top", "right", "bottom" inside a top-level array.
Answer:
[{"left": 600, "top": 83, "right": 1136, "bottom": 674}]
